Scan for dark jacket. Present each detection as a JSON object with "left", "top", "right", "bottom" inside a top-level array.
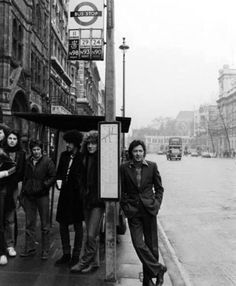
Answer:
[
  {"left": 0, "top": 157, "right": 16, "bottom": 213},
  {"left": 56, "top": 151, "right": 83, "bottom": 224},
  {"left": 120, "top": 160, "right": 164, "bottom": 218},
  {"left": 81, "top": 152, "right": 104, "bottom": 209},
  {"left": 22, "top": 155, "right": 56, "bottom": 198},
  {"left": 0, "top": 159, "right": 16, "bottom": 190},
  {"left": 8, "top": 150, "right": 26, "bottom": 184}
]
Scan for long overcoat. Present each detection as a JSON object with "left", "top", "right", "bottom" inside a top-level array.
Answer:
[{"left": 56, "top": 151, "right": 83, "bottom": 224}]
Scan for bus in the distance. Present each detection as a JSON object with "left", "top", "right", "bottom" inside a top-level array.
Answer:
[{"left": 166, "top": 137, "right": 182, "bottom": 160}]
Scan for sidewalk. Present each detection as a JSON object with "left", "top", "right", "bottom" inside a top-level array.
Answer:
[
  {"left": 0, "top": 207, "right": 184, "bottom": 286},
  {"left": 116, "top": 226, "right": 172, "bottom": 286}
]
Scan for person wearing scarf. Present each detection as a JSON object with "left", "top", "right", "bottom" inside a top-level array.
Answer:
[
  {"left": 3, "top": 130, "right": 26, "bottom": 258},
  {"left": 0, "top": 148, "right": 16, "bottom": 265},
  {"left": 71, "top": 130, "right": 105, "bottom": 273}
]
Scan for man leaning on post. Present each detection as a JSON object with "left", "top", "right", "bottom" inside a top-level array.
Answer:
[{"left": 120, "top": 140, "right": 167, "bottom": 286}]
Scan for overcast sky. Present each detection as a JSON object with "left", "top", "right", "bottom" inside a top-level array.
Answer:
[{"left": 96, "top": 0, "right": 236, "bottom": 130}]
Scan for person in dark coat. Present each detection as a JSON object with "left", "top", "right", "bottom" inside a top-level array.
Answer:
[
  {"left": 55, "top": 130, "right": 84, "bottom": 267},
  {"left": 0, "top": 123, "right": 10, "bottom": 148},
  {"left": 71, "top": 130, "right": 105, "bottom": 273},
  {"left": 0, "top": 148, "right": 16, "bottom": 265},
  {"left": 3, "top": 129, "right": 26, "bottom": 257},
  {"left": 20, "top": 140, "right": 56, "bottom": 260},
  {"left": 120, "top": 140, "right": 167, "bottom": 286}
]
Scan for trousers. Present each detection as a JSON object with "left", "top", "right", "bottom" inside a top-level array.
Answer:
[
  {"left": 5, "top": 185, "right": 18, "bottom": 247},
  {"left": 128, "top": 208, "right": 160, "bottom": 286},
  {"left": 59, "top": 221, "right": 83, "bottom": 257},
  {"left": 0, "top": 188, "right": 7, "bottom": 255},
  {"left": 23, "top": 195, "right": 50, "bottom": 252},
  {"left": 79, "top": 206, "right": 104, "bottom": 267}
]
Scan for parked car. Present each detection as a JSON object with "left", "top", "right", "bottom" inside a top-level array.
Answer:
[
  {"left": 201, "top": 152, "right": 211, "bottom": 158},
  {"left": 191, "top": 151, "right": 199, "bottom": 157},
  {"left": 157, "top": 150, "right": 165, "bottom": 155}
]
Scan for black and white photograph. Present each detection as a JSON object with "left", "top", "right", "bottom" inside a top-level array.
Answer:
[{"left": 0, "top": 0, "right": 236, "bottom": 285}]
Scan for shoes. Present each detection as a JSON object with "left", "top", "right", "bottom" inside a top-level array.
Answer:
[
  {"left": 81, "top": 264, "right": 99, "bottom": 273},
  {"left": 41, "top": 251, "right": 49, "bottom": 260},
  {"left": 7, "top": 247, "right": 17, "bottom": 257},
  {"left": 70, "top": 256, "right": 80, "bottom": 266},
  {"left": 0, "top": 255, "right": 8, "bottom": 265},
  {"left": 156, "top": 265, "right": 167, "bottom": 286},
  {"left": 70, "top": 262, "right": 86, "bottom": 273},
  {"left": 20, "top": 249, "right": 36, "bottom": 257},
  {"left": 54, "top": 254, "right": 71, "bottom": 266}
]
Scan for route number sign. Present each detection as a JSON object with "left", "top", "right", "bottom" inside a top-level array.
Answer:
[{"left": 68, "top": 29, "right": 104, "bottom": 61}]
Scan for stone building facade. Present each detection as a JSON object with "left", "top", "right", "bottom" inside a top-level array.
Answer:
[
  {"left": 216, "top": 65, "right": 236, "bottom": 156},
  {"left": 0, "top": 0, "right": 50, "bottom": 142},
  {"left": 0, "top": 0, "right": 104, "bottom": 148}
]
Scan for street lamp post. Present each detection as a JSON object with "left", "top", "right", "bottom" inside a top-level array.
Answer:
[{"left": 119, "top": 37, "right": 129, "bottom": 151}]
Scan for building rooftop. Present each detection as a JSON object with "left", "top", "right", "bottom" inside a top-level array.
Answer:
[{"left": 176, "top": 111, "right": 194, "bottom": 122}]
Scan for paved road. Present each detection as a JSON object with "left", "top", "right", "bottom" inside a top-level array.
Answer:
[{"left": 147, "top": 154, "right": 236, "bottom": 286}]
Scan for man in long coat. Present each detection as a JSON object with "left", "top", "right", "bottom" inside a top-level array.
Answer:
[
  {"left": 120, "top": 140, "right": 167, "bottom": 286},
  {"left": 54, "top": 130, "right": 83, "bottom": 267}
]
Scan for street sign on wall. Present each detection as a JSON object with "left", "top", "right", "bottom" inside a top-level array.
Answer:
[{"left": 68, "top": 0, "right": 104, "bottom": 61}]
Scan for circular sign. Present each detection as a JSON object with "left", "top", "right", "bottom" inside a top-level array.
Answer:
[{"left": 74, "top": 2, "right": 99, "bottom": 26}]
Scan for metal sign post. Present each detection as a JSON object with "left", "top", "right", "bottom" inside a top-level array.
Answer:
[{"left": 104, "top": 0, "right": 117, "bottom": 282}]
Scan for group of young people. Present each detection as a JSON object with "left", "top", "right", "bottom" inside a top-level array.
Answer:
[
  {"left": 0, "top": 127, "right": 104, "bottom": 275},
  {"left": 0, "top": 123, "right": 167, "bottom": 286}
]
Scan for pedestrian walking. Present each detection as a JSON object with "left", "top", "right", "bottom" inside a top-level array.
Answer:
[
  {"left": 120, "top": 140, "right": 167, "bottom": 286},
  {"left": 71, "top": 130, "right": 104, "bottom": 273},
  {"left": 54, "top": 130, "right": 84, "bottom": 267},
  {"left": 3, "top": 129, "right": 26, "bottom": 257},
  {"left": 0, "top": 148, "right": 16, "bottom": 265},
  {"left": 20, "top": 140, "right": 56, "bottom": 260}
]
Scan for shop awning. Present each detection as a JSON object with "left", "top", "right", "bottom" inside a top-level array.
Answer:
[{"left": 13, "top": 112, "right": 131, "bottom": 133}]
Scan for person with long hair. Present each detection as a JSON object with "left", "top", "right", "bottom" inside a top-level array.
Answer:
[
  {"left": 71, "top": 130, "right": 105, "bottom": 273},
  {"left": 3, "top": 129, "right": 26, "bottom": 257},
  {"left": 0, "top": 149, "right": 16, "bottom": 265},
  {"left": 55, "top": 130, "right": 84, "bottom": 267},
  {"left": 0, "top": 123, "right": 10, "bottom": 148}
]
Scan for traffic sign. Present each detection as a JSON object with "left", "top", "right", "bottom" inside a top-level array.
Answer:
[{"left": 69, "top": 0, "right": 104, "bottom": 29}]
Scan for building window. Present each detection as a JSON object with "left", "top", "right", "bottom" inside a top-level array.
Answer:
[
  {"left": 43, "top": 66, "right": 48, "bottom": 89},
  {"left": 38, "top": 60, "right": 41, "bottom": 86},
  {"left": 44, "top": 12, "right": 48, "bottom": 44},
  {"left": 12, "top": 18, "right": 23, "bottom": 63},
  {"left": 31, "top": 52, "right": 35, "bottom": 86}
]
